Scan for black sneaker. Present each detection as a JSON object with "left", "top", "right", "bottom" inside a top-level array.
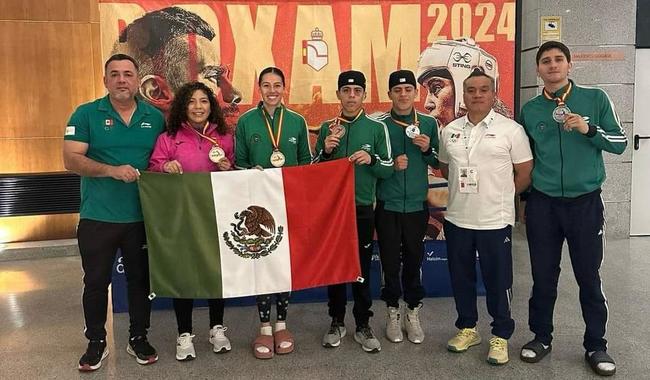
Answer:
[
  {"left": 78, "top": 339, "right": 108, "bottom": 371},
  {"left": 126, "top": 336, "right": 158, "bottom": 365}
]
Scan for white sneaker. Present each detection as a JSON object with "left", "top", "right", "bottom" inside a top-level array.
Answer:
[
  {"left": 176, "top": 333, "right": 196, "bottom": 361},
  {"left": 403, "top": 304, "right": 425, "bottom": 344},
  {"left": 209, "top": 325, "right": 232, "bottom": 353},
  {"left": 385, "top": 307, "right": 403, "bottom": 343}
]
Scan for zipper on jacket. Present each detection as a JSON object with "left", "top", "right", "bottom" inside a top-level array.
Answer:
[
  {"left": 403, "top": 129, "right": 407, "bottom": 212},
  {"left": 557, "top": 122, "right": 564, "bottom": 196},
  {"left": 345, "top": 121, "right": 351, "bottom": 156}
]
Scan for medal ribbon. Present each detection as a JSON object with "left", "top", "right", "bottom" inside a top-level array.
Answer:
[
  {"left": 334, "top": 109, "right": 364, "bottom": 126},
  {"left": 183, "top": 121, "right": 220, "bottom": 146},
  {"left": 261, "top": 105, "right": 284, "bottom": 150},
  {"left": 542, "top": 81, "right": 573, "bottom": 106},
  {"left": 390, "top": 109, "right": 419, "bottom": 129}
]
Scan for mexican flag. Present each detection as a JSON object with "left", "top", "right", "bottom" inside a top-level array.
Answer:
[{"left": 139, "top": 159, "right": 360, "bottom": 299}]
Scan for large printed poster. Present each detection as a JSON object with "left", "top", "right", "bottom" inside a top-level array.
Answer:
[{"left": 99, "top": 0, "right": 516, "bottom": 239}]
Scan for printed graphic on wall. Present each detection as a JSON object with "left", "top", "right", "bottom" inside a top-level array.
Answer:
[{"left": 99, "top": 0, "right": 516, "bottom": 239}]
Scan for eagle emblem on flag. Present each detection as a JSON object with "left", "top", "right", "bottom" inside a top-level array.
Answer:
[{"left": 223, "top": 205, "right": 284, "bottom": 259}]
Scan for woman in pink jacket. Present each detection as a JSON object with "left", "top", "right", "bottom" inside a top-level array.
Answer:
[{"left": 149, "top": 81, "right": 234, "bottom": 361}]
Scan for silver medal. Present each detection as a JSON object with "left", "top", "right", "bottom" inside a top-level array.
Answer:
[
  {"left": 552, "top": 105, "right": 571, "bottom": 123},
  {"left": 405, "top": 124, "right": 420, "bottom": 139}
]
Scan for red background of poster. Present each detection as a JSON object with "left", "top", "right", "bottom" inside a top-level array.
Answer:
[{"left": 99, "top": 0, "right": 515, "bottom": 127}]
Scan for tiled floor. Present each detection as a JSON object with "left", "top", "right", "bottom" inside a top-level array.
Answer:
[{"left": 0, "top": 232, "right": 648, "bottom": 379}]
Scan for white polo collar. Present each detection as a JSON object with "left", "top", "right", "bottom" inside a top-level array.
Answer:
[{"left": 463, "top": 109, "right": 497, "bottom": 129}]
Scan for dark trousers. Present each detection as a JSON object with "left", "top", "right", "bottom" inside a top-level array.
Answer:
[
  {"left": 327, "top": 206, "right": 374, "bottom": 327},
  {"left": 173, "top": 298, "right": 225, "bottom": 334},
  {"left": 256, "top": 292, "right": 291, "bottom": 323},
  {"left": 444, "top": 220, "right": 515, "bottom": 339},
  {"left": 375, "top": 201, "right": 428, "bottom": 309},
  {"left": 77, "top": 219, "right": 151, "bottom": 341},
  {"left": 526, "top": 188, "right": 608, "bottom": 352}
]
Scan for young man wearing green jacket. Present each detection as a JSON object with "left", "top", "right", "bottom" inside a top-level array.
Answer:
[
  {"left": 373, "top": 70, "right": 439, "bottom": 345},
  {"left": 315, "top": 70, "right": 393, "bottom": 353},
  {"left": 519, "top": 41, "right": 626, "bottom": 377}
]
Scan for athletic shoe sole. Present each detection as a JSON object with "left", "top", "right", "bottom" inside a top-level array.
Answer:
[
  {"left": 78, "top": 349, "right": 109, "bottom": 372},
  {"left": 322, "top": 328, "right": 346, "bottom": 348},
  {"left": 322, "top": 339, "right": 341, "bottom": 348},
  {"left": 175, "top": 351, "right": 196, "bottom": 361},
  {"left": 487, "top": 357, "right": 509, "bottom": 365},
  {"left": 212, "top": 345, "right": 232, "bottom": 354},
  {"left": 353, "top": 334, "right": 381, "bottom": 353},
  {"left": 447, "top": 339, "right": 481, "bottom": 353},
  {"left": 126, "top": 345, "right": 159, "bottom": 365}
]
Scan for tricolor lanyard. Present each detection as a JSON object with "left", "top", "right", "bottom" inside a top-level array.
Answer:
[
  {"left": 334, "top": 108, "right": 364, "bottom": 126},
  {"left": 183, "top": 121, "right": 220, "bottom": 146},
  {"left": 261, "top": 105, "right": 285, "bottom": 151},
  {"left": 542, "top": 81, "right": 572, "bottom": 107},
  {"left": 390, "top": 109, "right": 419, "bottom": 129}
]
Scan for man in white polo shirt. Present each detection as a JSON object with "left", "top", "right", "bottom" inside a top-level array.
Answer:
[{"left": 438, "top": 71, "right": 533, "bottom": 365}]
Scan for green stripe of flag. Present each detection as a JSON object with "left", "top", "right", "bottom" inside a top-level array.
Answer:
[{"left": 139, "top": 172, "right": 223, "bottom": 298}]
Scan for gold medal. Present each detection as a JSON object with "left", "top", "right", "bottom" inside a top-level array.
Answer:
[
  {"left": 185, "top": 121, "right": 226, "bottom": 162},
  {"left": 209, "top": 146, "right": 226, "bottom": 163},
  {"left": 261, "top": 105, "right": 287, "bottom": 167},
  {"left": 270, "top": 150, "right": 286, "bottom": 167}
]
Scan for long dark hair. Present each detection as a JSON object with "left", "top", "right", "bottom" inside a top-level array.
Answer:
[{"left": 167, "top": 82, "right": 228, "bottom": 136}]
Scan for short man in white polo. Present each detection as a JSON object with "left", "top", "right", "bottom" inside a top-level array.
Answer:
[{"left": 439, "top": 71, "right": 533, "bottom": 365}]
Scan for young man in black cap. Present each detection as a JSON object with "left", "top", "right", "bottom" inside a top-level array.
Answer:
[
  {"left": 373, "top": 70, "right": 439, "bottom": 344},
  {"left": 314, "top": 70, "right": 394, "bottom": 353}
]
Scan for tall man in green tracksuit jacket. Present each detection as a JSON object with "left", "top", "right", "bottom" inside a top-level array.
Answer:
[
  {"left": 519, "top": 41, "right": 626, "bottom": 377},
  {"left": 315, "top": 70, "right": 394, "bottom": 353},
  {"left": 373, "top": 70, "right": 439, "bottom": 345}
]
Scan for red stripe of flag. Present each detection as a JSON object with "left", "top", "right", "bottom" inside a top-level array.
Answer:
[{"left": 282, "top": 159, "right": 360, "bottom": 290}]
